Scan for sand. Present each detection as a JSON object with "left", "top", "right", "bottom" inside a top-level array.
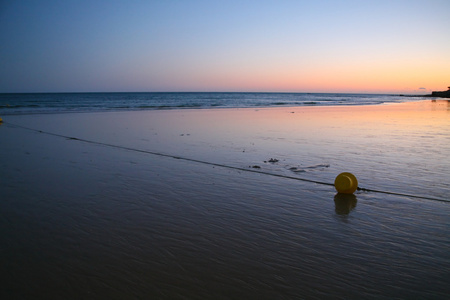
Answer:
[{"left": 1, "top": 100, "right": 449, "bottom": 298}]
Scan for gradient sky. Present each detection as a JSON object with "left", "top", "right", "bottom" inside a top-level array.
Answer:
[{"left": 1, "top": 0, "right": 449, "bottom": 93}]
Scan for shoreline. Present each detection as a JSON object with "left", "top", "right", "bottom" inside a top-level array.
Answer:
[
  {"left": 1, "top": 98, "right": 444, "bottom": 117},
  {"left": 0, "top": 93, "right": 435, "bottom": 116},
  {"left": 3, "top": 99, "right": 448, "bottom": 200}
]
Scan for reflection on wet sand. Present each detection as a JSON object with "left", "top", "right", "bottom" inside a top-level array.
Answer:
[
  {"left": 430, "top": 99, "right": 450, "bottom": 110},
  {"left": 1, "top": 100, "right": 449, "bottom": 299},
  {"left": 334, "top": 193, "right": 357, "bottom": 215}
]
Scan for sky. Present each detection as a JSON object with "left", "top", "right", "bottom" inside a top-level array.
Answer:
[{"left": 0, "top": 0, "right": 449, "bottom": 94}]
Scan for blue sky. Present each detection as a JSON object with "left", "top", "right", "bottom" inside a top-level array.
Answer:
[{"left": 1, "top": 0, "right": 449, "bottom": 93}]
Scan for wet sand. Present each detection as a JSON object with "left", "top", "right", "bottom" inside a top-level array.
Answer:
[{"left": 1, "top": 100, "right": 449, "bottom": 298}]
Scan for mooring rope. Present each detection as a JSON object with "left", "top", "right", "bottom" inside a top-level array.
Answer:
[{"left": 3, "top": 121, "right": 448, "bottom": 203}]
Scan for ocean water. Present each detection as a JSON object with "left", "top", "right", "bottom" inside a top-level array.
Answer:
[{"left": 0, "top": 92, "right": 426, "bottom": 115}]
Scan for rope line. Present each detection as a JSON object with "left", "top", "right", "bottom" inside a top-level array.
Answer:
[
  {"left": 3, "top": 121, "right": 448, "bottom": 203},
  {"left": 356, "top": 187, "right": 448, "bottom": 202}
]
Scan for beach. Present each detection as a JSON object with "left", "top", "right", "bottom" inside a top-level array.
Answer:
[{"left": 1, "top": 100, "right": 449, "bottom": 298}]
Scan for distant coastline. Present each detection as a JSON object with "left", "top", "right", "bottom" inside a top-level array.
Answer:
[
  {"left": 429, "top": 88, "right": 450, "bottom": 98},
  {"left": 400, "top": 86, "right": 450, "bottom": 98},
  {"left": 427, "top": 86, "right": 450, "bottom": 98}
]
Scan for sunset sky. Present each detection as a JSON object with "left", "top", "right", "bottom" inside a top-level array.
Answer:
[{"left": 1, "top": 0, "right": 449, "bottom": 94}]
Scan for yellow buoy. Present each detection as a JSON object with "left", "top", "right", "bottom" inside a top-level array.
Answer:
[
  {"left": 334, "top": 172, "right": 358, "bottom": 194},
  {"left": 0, "top": 117, "right": 3, "bottom": 123}
]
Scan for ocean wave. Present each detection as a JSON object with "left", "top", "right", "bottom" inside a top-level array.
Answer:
[
  {"left": 0, "top": 104, "right": 41, "bottom": 109},
  {"left": 0, "top": 92, "right": 422, "bottom": 115}
]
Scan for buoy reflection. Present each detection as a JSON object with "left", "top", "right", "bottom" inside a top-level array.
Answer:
[{"left": 334, "top": 193, "right": 357, "bottom": 215}]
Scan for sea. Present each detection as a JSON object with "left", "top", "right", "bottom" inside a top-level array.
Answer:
[{"left": 0, "top": 92, "right": 426, "bottom": 115}]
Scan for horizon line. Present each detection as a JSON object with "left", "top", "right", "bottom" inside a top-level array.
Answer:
[{"left": 0, "top": 91, "right": 431, "bottom": 95}]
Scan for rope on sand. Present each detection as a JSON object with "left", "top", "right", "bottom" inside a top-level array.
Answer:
[{"left": 3, "top": 121, "right": 449, "bottom": 203}]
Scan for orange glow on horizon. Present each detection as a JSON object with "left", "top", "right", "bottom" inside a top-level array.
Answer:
[{"left": 179, "top": 57, "right": 449, "bottom": 94}]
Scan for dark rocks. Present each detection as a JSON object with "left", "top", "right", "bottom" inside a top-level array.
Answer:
[
  {"left": 263, "top": 158, "right": 279, "bottom": 163},
  {"left": 430, "top": 90, "right": 450, "bottom": 98},
  {"left": 429, "top": 86, "right": 450, "bottom": 98}
]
